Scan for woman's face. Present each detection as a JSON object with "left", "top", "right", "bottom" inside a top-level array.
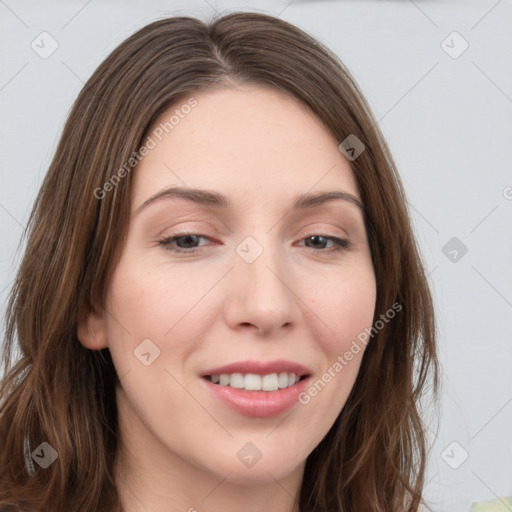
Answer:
[{"left": 85, "top": 86, "right": 376, "bottom": 486}]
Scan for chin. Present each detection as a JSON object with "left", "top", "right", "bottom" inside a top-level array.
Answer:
[
  {"left": 216, "top": 460, "right": 303, "bottom": 485},
  {"left": 198, "top": 442, "right": 307, "bottom": 485}
]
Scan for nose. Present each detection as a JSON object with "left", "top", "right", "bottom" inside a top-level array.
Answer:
[{"left": 223, "top": 243, "right": 300, "bottom": 337}]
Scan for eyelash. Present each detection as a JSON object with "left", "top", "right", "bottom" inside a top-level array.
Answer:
[{"left": 157, "top": 233, "right": 351, "bottom": 254}]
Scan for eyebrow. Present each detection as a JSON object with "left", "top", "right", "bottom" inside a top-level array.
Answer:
[{"left": 135, "top": 186, "right": 364, "bottom": 215}]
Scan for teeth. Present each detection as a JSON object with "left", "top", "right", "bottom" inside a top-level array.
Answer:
[
  {"left": 208, "top": 372, "right": 301, "bottom": 391},
  {"left": 262, "top": 373, "right": 278, "bottom": 391},
  {"left": 278, "top": 372, "right": 287, "bottom": 389},
  {"left": 230, "top": 373, "right": 244, "bottom": 388},
  {"left": 245, "top": 374, "right": 261, "bottom": 390}
]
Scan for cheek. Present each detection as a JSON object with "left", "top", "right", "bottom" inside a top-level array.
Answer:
[
  {"left": 103, "top": 264, "right": 213, "bottom": 428},
  {"left": 296, "top": 263, "right": 376, "bottom": 412},
  {"left": 306, "top": 262, "right": 377, "bottom": 352},
  {"left": 110, "top": 262, "right": 205, "bottom": 317},
  {"left": 336, "top": 281, "right": 376, "bottom": 346},
  {"left": 104, "top": 260, "right": 219, "bottom": 374}
]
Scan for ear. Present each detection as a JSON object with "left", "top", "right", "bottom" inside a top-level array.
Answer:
[{"left": 77, "top": 303, "right": 109, "bottom": 350}]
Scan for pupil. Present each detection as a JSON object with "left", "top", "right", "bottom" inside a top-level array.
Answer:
[
  {"left": 308, "top": 235, "right": 326, "bottom": 248},
  {"left": 179, "top": 235, "right": 198, "bottom": 247}
]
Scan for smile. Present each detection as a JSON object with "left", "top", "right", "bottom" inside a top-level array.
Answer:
[
  {"left": 204, "top": 372, "right": 305, "bottom": 391},
  {"left": 199, "top": 360, "right": 312, "bottom": 418}
]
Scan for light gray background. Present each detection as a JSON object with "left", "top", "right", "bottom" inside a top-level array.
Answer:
[{"left": 1, "top": 1, "right": 511, "bottom": 510}]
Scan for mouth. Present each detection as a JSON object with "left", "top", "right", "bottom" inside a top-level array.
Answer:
[
  {"left": 199, "top": 360, "right": 312, "bottom": 418},
  {"left": 202, "top": 372, "right": 309, "bottom": 391}
]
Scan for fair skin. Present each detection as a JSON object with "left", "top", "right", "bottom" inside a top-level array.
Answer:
[{"left": 78, "top": 85, "right": 376, "bottom": 512}]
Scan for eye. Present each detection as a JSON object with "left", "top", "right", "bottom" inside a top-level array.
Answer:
[
  {"left": 297, "top": 235, "right": 351, "bottom": 252},
  {"left": 158, "top": 233, "right": 212, "bottom": 253}
]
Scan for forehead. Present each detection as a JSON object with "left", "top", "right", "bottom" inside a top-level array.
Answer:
[{"left": 132, "top": 85, "right": 360, "bottom": 209}]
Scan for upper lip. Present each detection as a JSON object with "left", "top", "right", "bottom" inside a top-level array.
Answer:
[{"left": 199, "top": 359, "right": 312, "bottom": 377}]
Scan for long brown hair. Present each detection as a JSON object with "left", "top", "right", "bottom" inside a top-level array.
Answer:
[{"left": 0, "top": 12, "right": 438, "bottom": 511}]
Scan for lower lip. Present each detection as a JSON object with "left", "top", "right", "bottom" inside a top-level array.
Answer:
[{"left": 201, "top": 377, "right": 310, "bottom": 418}]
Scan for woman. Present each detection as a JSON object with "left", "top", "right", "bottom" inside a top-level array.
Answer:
[{"left": 0, "top": 12, "right": 438, "bottom": 512}]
